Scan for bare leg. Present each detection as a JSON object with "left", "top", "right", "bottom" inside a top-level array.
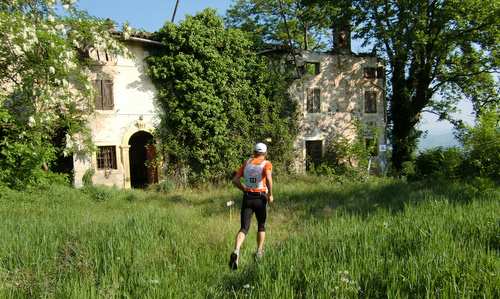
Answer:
[
  {"left": 234, "top": 231, "right": 246, "bottom": 252},
  {"left": 257, "top": 231, "right": 265, "bottom": 253}
]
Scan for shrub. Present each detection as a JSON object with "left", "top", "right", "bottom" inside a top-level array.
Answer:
[
  {"left": 413, "top": 147, "right": 464, "bottom": 180},
  {"left": 461, "top": 109, "right": 500, "bottom": 182}
]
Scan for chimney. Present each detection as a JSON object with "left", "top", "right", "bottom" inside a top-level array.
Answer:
[{"left": 333, "top": 21, "right": 351, "bottom": 54}]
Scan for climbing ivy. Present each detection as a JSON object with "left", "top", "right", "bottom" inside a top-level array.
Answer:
[{"left": 147, "top": 9, "right": 298, "bottom": 183}]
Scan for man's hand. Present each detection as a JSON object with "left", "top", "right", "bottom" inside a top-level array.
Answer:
[{"left": 267, "top": 194, "right": 274, "bottom": 204}]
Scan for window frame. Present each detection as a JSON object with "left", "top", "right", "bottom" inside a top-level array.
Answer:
[
  {"left": 307, "top": 88, "right": 321, "bottom": 113},
  {"left": 304, "top": 62, "right": 321, "bottom": 76},
  {"left": 96, "top": 146, "right": 118, "bottom": 170},
  {"left": 364, "top": 91, "right": 377, "bottom": 114}
]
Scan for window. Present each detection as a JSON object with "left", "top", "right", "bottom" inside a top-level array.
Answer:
[
  {"left": 364, "top": 67, "right": 385, "bottom": 79},
  {"left": 377, "top": 67, "right": 385, "bottom": 79},
  {"left": 364, "top": 67, "right": 377, "bottom": 79},
  {"left": 93, "top": 79, "right": 114, "bottom": 110},
  {"left": 364, "top": 91, "right": 377, "bottom": 113},
  {"left": 97, "top": 146, "right": 117, "bottom": 169},
  {"left": 304, "top": 62, "right": 320, "bottom": 76},
  {"left": 307, "top": 88, "right": 321, "bottom": 113}
]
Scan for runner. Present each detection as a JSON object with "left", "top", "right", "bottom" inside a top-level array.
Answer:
[{"left": 229, "top": 142, "right": 274, "bottom": 270}]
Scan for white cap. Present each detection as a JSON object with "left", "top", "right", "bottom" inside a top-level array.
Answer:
[{"left": 254, "top": 142, "right": 267, "bottom": 153}]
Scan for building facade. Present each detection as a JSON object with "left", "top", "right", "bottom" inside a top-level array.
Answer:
[
  {"left": 74, "top": 35, "right": 387, "bottom": 188},
  {"left": 289, "top": 51, "right": 387, "bottom": 172},
  {"left": 73, "top": 38, "right": 161, "bottom": 188}
]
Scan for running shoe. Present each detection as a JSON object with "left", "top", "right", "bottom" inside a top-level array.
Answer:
[{"left": 229, "top": 252, "right": 239, "bottom": 270}]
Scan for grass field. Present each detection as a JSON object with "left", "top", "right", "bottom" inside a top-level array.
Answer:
[{"left": 0, "top": 177, "right": 498, "bottom": 298}]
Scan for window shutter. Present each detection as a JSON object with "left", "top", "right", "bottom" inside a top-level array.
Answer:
[
  {"left": 314, "top": 88, "right": 321, "bottom": 113},
  {"left": 365, "top": 91, "right": 377, "bottom": 113},
  {"left": 307, "top": 89, "right": 313, "bottom": 113},
  {"left": 93, "top": 80, "right": 103, "bottom": 110},
  {"left": 102, "top": 80, "right": 114, "bottom": 110}
]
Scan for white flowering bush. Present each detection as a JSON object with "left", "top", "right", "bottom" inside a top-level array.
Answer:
[{"left": 0, "top": 0, "right": 127, "bottom": 188}]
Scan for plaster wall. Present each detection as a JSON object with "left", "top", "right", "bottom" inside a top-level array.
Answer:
[{"left": 73, "top": 42, "right": 158, "bottom": 188}]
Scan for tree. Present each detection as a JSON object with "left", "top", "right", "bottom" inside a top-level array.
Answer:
[
  {"left": 302, "top": 0, "right": 499, "bottom": 173},
  {"left": 147, "top": 9, "right": 298, "bottom": 183},
  {"left": 0, "top": 0, "right": 128, "bottom": 188},
  {"left": 229, "top": 0, "right": 499, "bottom": 174},
  {"left": 225, "top": 0, "right": 331, "bottom": 50}
]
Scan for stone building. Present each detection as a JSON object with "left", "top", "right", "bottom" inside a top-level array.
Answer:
[
  {"left": 289, "top": 50, "right": 387, "bottom": 172},
  {"left": 73, "top": 35, "right": 162, "bottom": 188}
]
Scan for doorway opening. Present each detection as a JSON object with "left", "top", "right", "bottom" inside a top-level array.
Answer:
[
  {"left": 306, "top": 140, "right": 323, "bottom": 172},
  {"left": 128, "top": 131, "right": 158, "bottom": 188}
]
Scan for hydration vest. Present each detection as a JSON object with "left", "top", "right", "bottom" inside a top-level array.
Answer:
[{"left": 243, "top": 159, "right": 268, "bottom": 191}]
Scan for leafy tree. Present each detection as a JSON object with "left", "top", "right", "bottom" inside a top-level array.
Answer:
[
  {"left": 461, "top": 109, "right": 500, "bottom": 181},
  {"left": 0, "top": 0, "right": 128, "bottom": 188},
  {"left": 309, "top": 0, "right": 499, "bottom": 174},
  {"left": 147, "top": 9, "right": 298, "bottom": 183},
  {"left": 230, "top": 0, "right": 499, "bottom": 174},
  {"left": 225, "top": 0, "right": 331, "bottom": 50}
]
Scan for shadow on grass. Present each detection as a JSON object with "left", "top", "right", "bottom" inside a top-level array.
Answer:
[{"left": 165, "top": 178, "right": 491, "bottom": 220}]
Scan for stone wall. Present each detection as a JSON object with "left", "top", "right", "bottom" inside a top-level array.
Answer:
[{"left": 290, "top": 51, "right": 387, "bottom": 172}]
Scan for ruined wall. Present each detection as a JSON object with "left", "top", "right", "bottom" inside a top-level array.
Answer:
[
  {"left": 73, "top": 42, "right": 158, "bottom": 188},
  {"left": 290, "top": 51, "right": 387, "bottom": 172}
]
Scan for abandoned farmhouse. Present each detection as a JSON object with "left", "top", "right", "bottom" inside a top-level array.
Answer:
[{"left": 73, "top": 32, "right": 387, "bottom": 188}]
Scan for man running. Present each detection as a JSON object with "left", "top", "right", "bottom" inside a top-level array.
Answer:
[{"left": 229, "top": 142, "right": 273, "bottom": 270}]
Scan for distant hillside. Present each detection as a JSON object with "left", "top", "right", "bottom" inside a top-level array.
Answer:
[{"left": 418, "top": 131, "right": 461, "bottom": 150}]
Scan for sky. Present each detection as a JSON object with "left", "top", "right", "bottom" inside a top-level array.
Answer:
[
  {"left": 77, "top": 0, "right": 232, "bottom": 31},
  {"left": 77, "top": 0, "right": 475, "bottom": 149}
]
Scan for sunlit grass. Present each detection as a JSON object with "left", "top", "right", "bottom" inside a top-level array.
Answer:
[{"left": 0, "top": 178, "right": 498, "bottom": 298}]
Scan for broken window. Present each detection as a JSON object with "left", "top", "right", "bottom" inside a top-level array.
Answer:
[
  {"left": 304, "top": 62, "right": 320, "bottom": 76},
  {"left": 93, "top": 79, "right": 114, "bottom": 110},
  {"left": 377, "top": 67, "right": 385, "bottom": 79},
  {"left": 364, "top": 91, "right": 377, "bottom": 113},
  {"left": 97, "top": 146, "right": 117, "bottom": 169},
  {"left": 364, "top": 67, "right": 385, "bottom": 79},
  {"left": 307, "top": 88, "right": 321, "bottom": 113},
  {"left": 364, "top": 67, "right": 377, "bottom": 79}
]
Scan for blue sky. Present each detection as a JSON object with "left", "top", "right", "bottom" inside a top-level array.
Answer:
[
  {"left": 77, "top": 0, "right": 232, "bottom": 31},
  {"left": 77, "top": 0, "right": 474, "bottom": 149}
]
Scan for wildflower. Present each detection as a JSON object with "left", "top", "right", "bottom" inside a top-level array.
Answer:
[
  {"left": 48, "top": 15, "right": 55, "bottom": 23},
  {"left": 49, "top": 66, "right": 56, "bottom": 74},
  {"left": 243, "top": 284, "right": 250, "bottom": 289}
]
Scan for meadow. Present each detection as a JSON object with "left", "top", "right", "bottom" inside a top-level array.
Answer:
[{"left": 0, "top": 177, "right": 498, "bottom": 298}]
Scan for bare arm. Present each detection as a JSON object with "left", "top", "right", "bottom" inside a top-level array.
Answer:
[
  {"left": 232, "top": 173, "right": 246, "bottom": 192},
  {"left": 265, "top": 169, "right": 273, "bottom": 203}
]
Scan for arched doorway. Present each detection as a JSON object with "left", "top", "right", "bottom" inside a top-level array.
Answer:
[{"left": 128, "top": 131, "right": 158, "bottom": 188}]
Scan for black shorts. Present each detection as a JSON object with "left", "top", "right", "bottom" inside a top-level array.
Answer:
[{"left": 239, "top": 192, "right": 267, "bottom": 234}]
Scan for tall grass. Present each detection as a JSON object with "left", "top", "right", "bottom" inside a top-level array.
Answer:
[{"left": 0, "top": 178, "right": 498, "bottom": 298}]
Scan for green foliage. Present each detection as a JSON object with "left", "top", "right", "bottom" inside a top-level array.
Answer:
[
  {"left": 0, "top": 178, "right": 498, "bottom": 297},
  {"left": 413, "top": 147, "right": 464, "bottom": 180},
  {"left": 225, "top": 0, "right": 332, "bottom": 50},
  {"left": 147, "top": 9, "right": 298, "bottom": 183},
  {"left": 0, "top": 0, "right": 127, "bottom": 188},
  {"left": 319, "top": 121, "right": 379, "bottom": 176},
  {"left": 461, "top": 109, "right": 500, "bottom": 181},
  {"left": 82, "top": 168, "right": 95, "bottom": 187}
]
